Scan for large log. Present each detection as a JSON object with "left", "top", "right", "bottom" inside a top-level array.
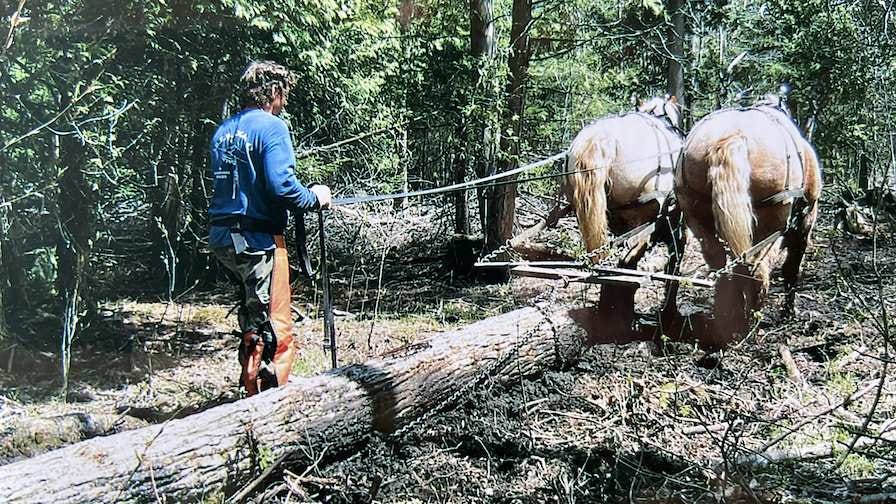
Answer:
[{"left": 0, "top": 305, "right": 587, "bottom": 503}]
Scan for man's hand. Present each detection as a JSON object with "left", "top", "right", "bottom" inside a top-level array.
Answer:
[{"left": 310, "top": 184, "right": 332, "bottom": 209}]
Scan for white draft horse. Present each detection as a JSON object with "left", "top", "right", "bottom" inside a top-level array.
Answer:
[
  {"left": 565, "top": 96, "right": 685, "bottom": 339},
  {"left": 674, "top": 96, "right": 822, "bottom": 347}
]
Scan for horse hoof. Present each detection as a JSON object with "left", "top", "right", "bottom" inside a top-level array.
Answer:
[{"left": 780, "top": 295, "right": 798, "bottom": 319}]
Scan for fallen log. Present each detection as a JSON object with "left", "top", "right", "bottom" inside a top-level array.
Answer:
[
  {"left": 0, "top": 412, "right": 147, "bottom": 464},
  {"left": 0, "top": 305, "right": 588, "bottom": 503},
  {"left": 730, "top": 424, "right": 896, "bottom": 469}
]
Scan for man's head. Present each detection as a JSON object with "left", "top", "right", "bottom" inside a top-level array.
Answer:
[{"left": 237, "top": 61, "right": 296, "bottom": 115}]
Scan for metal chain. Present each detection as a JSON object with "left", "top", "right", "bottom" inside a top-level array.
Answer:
[
  {"left": 476, "top": 228, "right": 624, "bottom": 270},
  {"left": 476, "top": 238, "right": 520, "bottom": 265}
]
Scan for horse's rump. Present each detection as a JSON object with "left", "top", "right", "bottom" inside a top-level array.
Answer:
[
  {"left": 707, "top": 132, "right": 754, "bottom": 256},
  {"left": 565, "top": 126, "right": 613, "bottom": 253}
]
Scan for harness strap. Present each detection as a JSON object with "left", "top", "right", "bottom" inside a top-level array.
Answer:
[
  {"left": 607, "top": 163, "right": 675, "bottom": 212},
  {"left": 602, "top": 112, "right": 680, "bottom": 213},
  {"left": 740, "top": 106, "right": 807, "bottom": 211},
  {"left": 609, "top": 190, "right": 670, "bottom": 212},
  {"left": 210, "top": 214, "right": 283, "bottom": 235},
  {"left": 291, "top": 210, "right": 313, "bottom": 277},
  {"left": 758, "top": 188, "right": 805, "bottom": 208}
]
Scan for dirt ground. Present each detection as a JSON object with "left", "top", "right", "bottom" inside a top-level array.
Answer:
[{"left": 1, "top": 202, "right": 895, "bottom": 503}]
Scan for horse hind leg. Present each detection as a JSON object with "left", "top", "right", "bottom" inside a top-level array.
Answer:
[
  {"left": 686, "top": 217, "right": 727, "bottom": 271},
  {"left": 780, "top": 200, "right": 817, "bottom": 314},
  {"left": 618, "top": 234, "right": 651, "bottom": 270},
  {"left": 711, "top": 265, "right": 751, "bottom": 348},
  {"left": 596, "top": 238, "right": 649, "bottom": 340},
  {"left": 745, "top": 259, "right": 770, "bottom": 314},
  {"left": 657, "top": 202, "right": 687, "bottom": 339}
]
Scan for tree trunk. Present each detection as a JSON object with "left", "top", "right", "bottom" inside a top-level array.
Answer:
[
  {"left": 2, "top": 213, "right": 31, "bottom": 312},
  {"left": 485, "top": 0, "right": 532, "bottom": 262},
  {"left": 0, "top": 305, "right": 587, "bottom": 503},
  {"left": 0, "top": 413, "right": 148, "bottom": 465},
  {"left": 666, "top": 0, "right": 686, "bottom": 125},
  {"left": 152, "top": 158, "right": 182, "bottom": 301},
  {"left": 453, "top": 120, "right": 470, "bottom": 234},
  {"left": 470, "top": 0, "right": 497, "bottom": 231},
  {"left": 0, "top": 210, "right": 6, "bottom": 340},
  {"left": 55, "top": 126, "right": 93, "bottom": 395}
]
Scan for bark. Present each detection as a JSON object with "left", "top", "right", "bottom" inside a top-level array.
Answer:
[
  {"left": 485, "top": 0, "right": 532, "bottom": 260},
  {"left": 453, "top": 121, "right": 470, "bottom": 234},
  {"left": 470, "top": 0, "right": 497, "bottom": 230},
  {"left": 470, "top": 0, "right": 496, "bottom": 59},
  {"left": 0, "top": 218, "right": 5, "bottom": 340},
  {"left": 0, "top": 198, "right": 7, "bottom": 338},
  {"left": 2, "top": 212, "right": 31, "bottom": 311},
  {"left": 152, "top": 156, "right": 182, "bottom": 300},
  {"left": 55, "top": 124, "right": 93, "bottom": 394},
  {"left": 666, "top": 0, "right": 686, "bottom": 124},
  {"left": 0, "top": 413, "right": 147, "bottom": 465},
  {"left": 731, "top": 426, "right": 896, "bottom": 469},
  {"left": 0, "top": 305, "right": 588, "bottom": 503}
]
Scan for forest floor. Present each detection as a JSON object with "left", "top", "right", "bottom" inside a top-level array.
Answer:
[{"left": 1, "top": 201, "right": 895, "bottom": 503}]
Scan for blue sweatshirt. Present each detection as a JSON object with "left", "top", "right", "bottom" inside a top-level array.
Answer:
[{"left": 207, "top": 108, "right": 319, "bottom": 251}]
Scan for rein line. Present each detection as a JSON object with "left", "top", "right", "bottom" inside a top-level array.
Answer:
[{"left": 331, "top": 146, "right": 682, "bottom": 208}]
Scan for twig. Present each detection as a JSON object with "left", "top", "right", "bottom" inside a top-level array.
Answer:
[
  {"left": 366, "top": 228, "right": 392, "bottom": 350},
  {"left": 733, "top": 421, "right": 896, "bottom": 469},
  {"left": 508, "top": 203, "right": 572, "bottom": 248},
  {"left": 148, "top": 462, "right": 164, "bottom": 504},
  {"left": 227, "top": 453, "right": 289, "bottom": 503},
  {"left": 1, "top": 83, "right": 96, "bottom": 152},
  {"left": 778, "top": 344, "right": 803, "bottom": 386},
  {"left": 757, "top": 381, "right": 879, "bottom": 454},
  {"left": 835, "top": 344, "right": 869, "bottom": 372},
  {"left": 283, "top": 470, "right": 339, "bottom": 487},
  {"left": 682, "top": 421, "right": 741, "bottom": 435},
  {"left": 295, "top": 116, "right": 423, "bottom": 159},
  {"left": 2, "top": 0, "right": 26, "bottom": 54}
]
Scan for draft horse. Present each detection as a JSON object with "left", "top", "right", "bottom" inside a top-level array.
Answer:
[
  {"left": 674, "top": 96, "right": 822, "bottom": 347},
  {"left": 564, "top": 96, "right": 685, "bottom": 340}
]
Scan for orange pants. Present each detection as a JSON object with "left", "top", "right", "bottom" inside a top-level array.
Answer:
[{"left": 215, "top": 235, "right": 297, "bottom": 396}]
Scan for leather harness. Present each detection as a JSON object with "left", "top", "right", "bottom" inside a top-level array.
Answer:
[
  {"left": 678, "top": 103, "right": 811, "bottom": 237},
  {"left": 752, "top": 105, "right": 807, "bottom": 209},
  {"left": 607, "top": 110, "right": 683, "bottom": 212}
]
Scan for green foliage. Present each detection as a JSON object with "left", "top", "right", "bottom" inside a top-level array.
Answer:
[
  {"left": 839, "top": 453, "right": 877, "bottom": 479},
  {"left": 0, "top": 0, "right": 893, "bottom": 345}
]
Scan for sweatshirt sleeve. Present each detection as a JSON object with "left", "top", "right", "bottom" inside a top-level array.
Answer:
[{"left": 261, "top": 119, "right": 320, "bottom": 211}]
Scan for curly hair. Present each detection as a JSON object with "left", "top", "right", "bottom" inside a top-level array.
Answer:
[{"left": 237, "top": 61, "right": 297, "bottom": 109}]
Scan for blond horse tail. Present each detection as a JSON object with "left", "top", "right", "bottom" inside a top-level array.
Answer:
[
  {"left": 708, "top": 133, "right": 755, "bottom": 256},
  {"left": 565, "top": 132, "right": 612, "bottom": 255}
]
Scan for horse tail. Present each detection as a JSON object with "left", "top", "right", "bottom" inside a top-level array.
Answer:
[
  {"left": 566, "top": 131, "right": 613, "bottom": 255},
  {"left": 708, "top": 132, "right": 755, "bottom": 256}
]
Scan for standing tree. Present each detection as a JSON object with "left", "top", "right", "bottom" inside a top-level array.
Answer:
[
  {"left": 55, "top": 100, "right": 94, "bottom": 395},
  {"left": 484, "top": 0, "right": 532, "bottom": 261},
  {"left": 666, "top": 0, "right": 687, "bottom": 122},
  {"left": 469, "top": 0, "right": 497, "bottom": 234}
]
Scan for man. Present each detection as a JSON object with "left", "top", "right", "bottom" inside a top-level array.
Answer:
[{"left": 208, "top": 61, "right": 331, "bottom": 396}]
